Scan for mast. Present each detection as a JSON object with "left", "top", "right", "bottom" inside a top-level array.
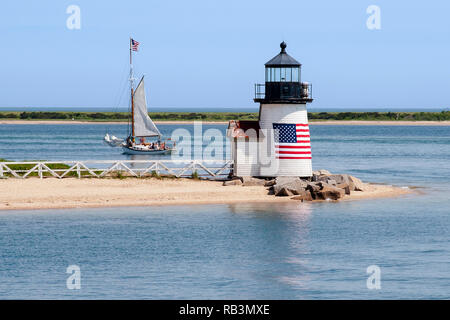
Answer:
[{"left": 130, "top": 37, "right": 135, "bottom": 137}]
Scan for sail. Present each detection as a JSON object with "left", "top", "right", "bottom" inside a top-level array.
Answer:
[{"left": 133, "top": 77, "right": 161, "bottom": 137}]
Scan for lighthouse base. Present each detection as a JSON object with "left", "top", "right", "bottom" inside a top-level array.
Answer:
[{"left": 228, "top": 103, "right": 313, "bottom": 178}]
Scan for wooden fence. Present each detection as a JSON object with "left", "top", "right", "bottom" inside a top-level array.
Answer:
[{"left": 0, "top": 160, "right": 233, "bottom": 179}]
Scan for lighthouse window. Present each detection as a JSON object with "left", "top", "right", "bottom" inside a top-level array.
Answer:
[
  {"left": 285, "top": 68, "right": 292, "bottom": 82},
  {"left": 292, "top": 68, "right": 299, "bottom": 82},
  {"left": 281, "top": 68, "right": 286, "bottom": 82},
  {"left": 274, "top": 68, "right": 280, "bottom": 81}
]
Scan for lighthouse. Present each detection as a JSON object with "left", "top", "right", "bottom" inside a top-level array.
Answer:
[{"left": 228, "top": 42, "right": 313, "bottom": 177}]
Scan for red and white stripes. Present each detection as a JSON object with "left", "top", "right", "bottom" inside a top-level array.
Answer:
[{"left": 275, "top": 123, "right": 311, "bottom": 160}]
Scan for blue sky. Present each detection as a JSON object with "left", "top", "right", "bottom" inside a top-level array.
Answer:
[{"left": 0, "top": 0, "right": 449, "bottom": 110}]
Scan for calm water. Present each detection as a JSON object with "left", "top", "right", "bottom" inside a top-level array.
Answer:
[{"left": 0, "top": 124, "right": 449, "bottom": 299}]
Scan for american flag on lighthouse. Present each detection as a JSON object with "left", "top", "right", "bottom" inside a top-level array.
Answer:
[
  {"left": 131, "top": 39, "right": 140, "bottom": 51},
  {"left": 273, "top": 123, "right": 311, "bottom": 159}
]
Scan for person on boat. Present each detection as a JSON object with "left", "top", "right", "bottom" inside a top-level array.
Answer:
[
  {"left": 127, "top": 136, "right": 134, "bottom": 147},
  {"left": 139, "top": 137, "right": 150, "bottom": 146}
]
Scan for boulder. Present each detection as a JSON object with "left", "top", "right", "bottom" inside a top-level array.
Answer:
[
  {"left": 273, "top": 177, "right": 309, "bottom": 196},
  {"left": 336, "top": 182, "right": 351, "bottom": 195},
  {"left": 223, "top": 179, "right": 242, "bottom": 186},
  {"left": 291, "top": 190, "right": 313, "bottom": 201},
  {"left": 264, "top": 179, "right": 276, "bottom": 187},
  {"left": 274, "top": 176, "right": 301, "bottom": 185},
  {"left": 315, "top": 185, "right": 345, "bottom": 200},
  {"left": 349, "top": 175, "right": 366, "bottom": 191},
  {"left": 276, "top": 187, "right": 294, "bottom": 197},
  {"left": 326, "top": 174, "right": 348, "bottom": 184},
  {"left": 306, "top": 181, "right": 322, "bottom": 193},
  {"left": 241, "top": 176, "right": 266, "bottom": 186},
  {"left": 317, "top": 174, "right": 356, "bottom": 191},
  {"left": 312, "top": 169, "right": 331, "bottom": 176}
]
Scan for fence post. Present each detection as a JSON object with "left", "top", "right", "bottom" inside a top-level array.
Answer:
[
  {"left": 76, "top": 162, "right": 81, "bottom": 178},
  {"left": 38, "top": 163, "right": 43, "bottom": 179},
  {"left": 0, "top": 163, "right": 3, "bottom": 178}
]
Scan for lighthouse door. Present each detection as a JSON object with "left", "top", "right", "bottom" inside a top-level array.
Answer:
[{"left": 281, "top": 85, "right": 291, "bottom": 98}]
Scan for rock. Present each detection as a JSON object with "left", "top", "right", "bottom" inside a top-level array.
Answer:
[
  {"left": 264, "top": 179, "right": 276, "bottom": 187},
  {"left": 317, "top": 174, "right": 356, "bottom": 191},
  {"left": 327, "top": 174, "right": 348, "bottom": 184},
  {"left": 277, "top": 187, "right": 294, "bottom": 197},
  {"left": 306, "top": 181, "right": 321, "bottom": 193},
  {"left": 223, "top": 179, "right": 242, "bottom": 186},
  {"left": 336, "top": 182, "right": 351, "bottom": 195},
  {"left": 315, "top": 185, "right": 345, "bottom": 200},
  {"left": 273, "top": 177, "right": 309, "bottom": 196},
  {"left": 291, "top": 190, "right": 313, "bottom": 201},
  {"left": 314, "top": 174, "right": 338, "bottom": 183},
  {"left": 274, "top": 176, "right": 300, "bottom": 185},
  {"left": 313, "top": 169, "right": 331, "bottom": 176},
  {"left": 349, "top": 175, "right": 366, "bottom": 191},
  {"left": 241, "top": 176, "right": 266, "bottom": 186}
]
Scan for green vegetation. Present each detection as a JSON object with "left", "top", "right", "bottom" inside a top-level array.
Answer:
[
  {"left": 0, "top": 110, "right": 449, "bottom": 122},
  {"left": 0, "top": 159, "right": 78, "bottom": 177},
  {"left": 308, "top": 111, "right": 450, "bottom": 121},
  {"left": 151, "top": 170, "right": 162, "bottom": 179},
  {"left": 191, "top": 171, "right": 200, "bottom": 180}
]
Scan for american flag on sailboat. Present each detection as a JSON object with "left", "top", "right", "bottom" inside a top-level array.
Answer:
[
  {"left": 131, "top": 39, "right": 140, "bottom": 51},
  {"left": 273, "top": 123, "right": 311, "bottom": 159}
]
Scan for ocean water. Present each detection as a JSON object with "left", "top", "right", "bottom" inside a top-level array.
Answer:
[{"left": 0, "top": 124, "right": 449, "bottom": 299}]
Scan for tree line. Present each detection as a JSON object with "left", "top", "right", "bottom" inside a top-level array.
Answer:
[{"left": 0, "top": 111, "right": 448, "bottom": 121}]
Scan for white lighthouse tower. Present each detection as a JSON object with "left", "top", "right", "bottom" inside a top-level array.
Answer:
[
  {"left": 254, "top": 42, "right": 313, "bottom": 177},
  {"left": 228, "top": 42, "right": 313, "bottom": 178}
]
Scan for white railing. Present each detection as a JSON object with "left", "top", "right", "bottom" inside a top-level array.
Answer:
[{"left": 0, "top": 160, "right": 233, "bottom": 179}]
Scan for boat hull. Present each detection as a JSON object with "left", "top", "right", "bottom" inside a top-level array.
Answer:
[{"left": 121, "top": 146, "right": 173, "bottom": 155}]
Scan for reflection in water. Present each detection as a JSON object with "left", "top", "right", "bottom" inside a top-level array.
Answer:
[{"left": 228, "top": 202, "right": 314, "bottom": 290}]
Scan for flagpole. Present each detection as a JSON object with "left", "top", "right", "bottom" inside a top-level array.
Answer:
[{"left": 130, "top": 37, "right": 135, "bottom": 138}]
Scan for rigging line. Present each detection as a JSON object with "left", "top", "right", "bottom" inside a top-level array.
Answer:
[
  {"left": 112, "top": 62, "right": 130, "bottom": 112},
  {"left": 116, "top": 76, "right": 129, "bottom": 112},
  {"left": 107, "top": 63, "right": 129, "bottom": 135}
]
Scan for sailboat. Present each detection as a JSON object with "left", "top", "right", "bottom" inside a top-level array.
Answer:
[{"left": 104, "top": 38, "right": 175, "bottom": 155}]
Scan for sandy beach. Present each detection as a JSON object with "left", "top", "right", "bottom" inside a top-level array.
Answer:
[
  {"left": 0, "top": 120, "right": 449, "bottom": 126},
  {"left": 0, "top": 178, "right": 413, "bottom": 211}
]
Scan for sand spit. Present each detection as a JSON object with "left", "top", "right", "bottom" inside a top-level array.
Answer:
[{"left": 0, "top": 177, "right": 413, "bottom": 211}]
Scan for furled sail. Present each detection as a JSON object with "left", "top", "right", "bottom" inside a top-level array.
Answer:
[{"left": 133, "top": 77, "right": 161, "bottom": 137}]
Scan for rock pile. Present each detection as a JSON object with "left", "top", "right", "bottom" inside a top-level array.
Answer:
[
  {"left": 224, "top": 170, "right": 368, "bottom": 201},
  {"left": 268, "top": 171, "right": 367, "bottom": 201}
]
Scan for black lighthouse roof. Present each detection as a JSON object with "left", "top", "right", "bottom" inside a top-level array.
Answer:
[{"left": 265, "top": 42, "right": 301, "bottom": 67}]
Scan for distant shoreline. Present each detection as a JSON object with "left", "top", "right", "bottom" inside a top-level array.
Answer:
[
  {"left": 1, "top": 120, "right": 449, "bottom": 126},
  {"left": 1, "top": 110, "right": 449, "bottom": 124}
]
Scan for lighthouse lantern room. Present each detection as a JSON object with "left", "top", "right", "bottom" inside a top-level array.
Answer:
[{"left": 228, "top": 42, "right": 313, "bottom": 177}]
